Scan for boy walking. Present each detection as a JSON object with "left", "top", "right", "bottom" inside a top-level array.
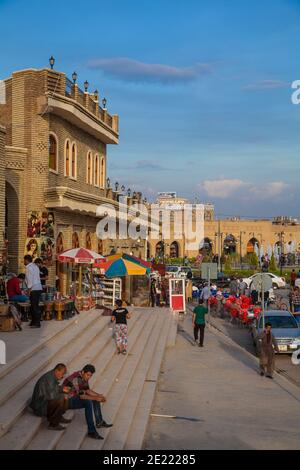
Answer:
[{"left": 192, "top": 299, "right": 208, "bottom": 347}]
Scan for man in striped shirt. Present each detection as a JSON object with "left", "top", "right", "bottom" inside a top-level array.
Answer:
[{"left": 63, "top": 364, "right": 112, "bottom": 439}]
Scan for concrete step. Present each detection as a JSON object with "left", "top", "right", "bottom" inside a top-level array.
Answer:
[
  {"left": 0, "top": 311, "right": 114, "bottom": 439},
  {"left": 55, "top": 311, "right": 152, "bottom": 450},
  {"left": 81, "top": 312, "right": 158, "bottom": 450},
  {"left": 124, "top": 311, "right": 172, "bottom": 450},
  {"left": 0, "top": 312, "right": 101, "bottom": 406},
  {"left": 0, "top": 313, "right": 141, "bottom": 449},
  {"left": 102, "top": 313, "right": 166, "bottom": 450},
  {"left": 0, "top": 315, "right": 81, "bottom": 380}
]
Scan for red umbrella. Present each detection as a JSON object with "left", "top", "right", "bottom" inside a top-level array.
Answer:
[
  {"left": 58, "top": 248, "right": 105, "bottom": 264},
  {"left": 58, "top": 248, "right": 105, "bottom": 296}
]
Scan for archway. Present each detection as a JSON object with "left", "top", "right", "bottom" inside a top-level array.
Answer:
[
  {"left": 86, "top": 232, "right": 92, "bottom": 250},
  {"left": 224, "top": 234, "right": 237, "bottom": 255},
  {"left": 155, "top": 242, "right": 164, "bottom": 258},
  {"left": 199, "top": 237, "right": 213, "bottom": 254},
  {"left": 247, "top": 238, "right": 260, "bottom": 254},
  {"left": 72, "top": 232, "right": 80, "bottom": 249},
  {"left": 5, "top": 182, "right": 19, "bottom": 273},
  {"left": 170, "top": 241, "right": 179, "bottom": 259}
]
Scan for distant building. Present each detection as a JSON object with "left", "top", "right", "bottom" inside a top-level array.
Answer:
[{"left": 273, "top": 216, "right": 299, "bottom": 226}]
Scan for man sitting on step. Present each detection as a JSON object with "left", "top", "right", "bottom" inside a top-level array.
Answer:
[
  {"left": 30, "top": 363, "right": 72, "bottom": 431},
  {"left": 63, "top": 364, "right": 113, "bottom": 439}
]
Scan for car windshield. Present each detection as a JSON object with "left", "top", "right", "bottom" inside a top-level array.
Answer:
[
  {"left": 259, "top": 316, "right": 298, "bottom": 329},
  {"left": 166, "top": 266, "right": 178, "bottom": 273}
]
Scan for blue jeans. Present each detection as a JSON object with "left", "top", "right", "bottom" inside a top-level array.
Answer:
[
  {"left": 92, "top": 400, "right": 103, "bottom": 424},
  {"left": 68, "top": 396, "right": 96, "bottom": 434},
  {"left": 9, "top": 295, "right": 29, "bottom": 302}
]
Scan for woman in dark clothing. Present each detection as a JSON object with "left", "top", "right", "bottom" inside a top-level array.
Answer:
[{"left": 111, "top": 299, "right": 131, "bottom": 355}]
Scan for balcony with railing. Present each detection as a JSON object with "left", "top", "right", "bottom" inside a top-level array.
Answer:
[{"left": 42, "top": 69, "right": 119, "bottom": 142}]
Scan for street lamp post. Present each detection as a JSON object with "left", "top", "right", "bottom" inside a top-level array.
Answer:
[{"left": 277, "top": 231, "right": 285, "bottom": 275}]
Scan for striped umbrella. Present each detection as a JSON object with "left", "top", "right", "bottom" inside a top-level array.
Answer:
[
  {"left": 58, "top": 248, "right": 105, "bottom": 296},
  {"left": 98, "top": 253, "right": 151, "bottom": 278},
  {"left": 58, "top": 248, "right": 105, "bottom": 264}
]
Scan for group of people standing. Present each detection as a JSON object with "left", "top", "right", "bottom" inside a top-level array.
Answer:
[{"left": 6, "top": 255, "right": 49, "bottom": 328}]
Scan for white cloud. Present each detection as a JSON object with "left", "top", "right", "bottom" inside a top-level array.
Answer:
[
  {"left": 88, "top": 57, "right": 213, "bottom": 84},
  {"left": 243, "top": 80, "right": 287, "bottom": 91},
  {"left": 201, "top": 179, "right": 249, "bottom": 198},
  {"left": 250, "top": 181, "right": 288, "bottom": 198},
  {"left": 200, "top": 179, "right": 288, "bottom": 200}
]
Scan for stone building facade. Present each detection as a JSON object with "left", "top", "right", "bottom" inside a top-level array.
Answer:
[
  {"left": 0, "top": 66, "right": 147, "bottom": 287},
  {"left": 148, "top": 194, "right": 300, "bottom": 261}
]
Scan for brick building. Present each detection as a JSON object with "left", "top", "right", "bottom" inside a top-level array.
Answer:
[{"left": 0, "top": 66, "right": 147, "bottom": 288}]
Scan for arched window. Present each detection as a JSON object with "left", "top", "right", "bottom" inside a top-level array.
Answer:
[
  {"left": 71, "top": 143, "right": 77, "bottom": 179},
  {"left": 64, "top": 139, "right": 70, "bottom": 177},
  {"left": 156, "top": 242, "right": 164, "bottom": 258},
  {"left": 86, "top": 151, "right": 93, "bottom": 185},
  {"left": 247, "top": 238, "right": 260, "bottom": 254},
  {"left": 56, "top": 232, "right": 64, "bottom": 254},
  {"left": 199, "top": 238, "right": 213, "bottom": 254},
  {"left": 170, "top": 241, "right": 179, "bottom": 258},
  {"left": 224, "top": 234, "right": 237, "bottom": 255},
  {"left": 49, "top": 133, "right": 58, "bottom": 172},
  {"left": 72, "top": 232, "right": 80, "bottom": 249},
  {"left": 94, "top": 154, "right": 99, "bottom": 186},
  {"left": 86, "top": 232, "right": 92, "bottom": 250},
  {"left": 100, "top": 156, "right": 105, "bottom": 188}
]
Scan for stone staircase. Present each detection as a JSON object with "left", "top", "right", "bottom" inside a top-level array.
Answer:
[{"left": 0, "top": 307, "right": 177, "bottom": 450}]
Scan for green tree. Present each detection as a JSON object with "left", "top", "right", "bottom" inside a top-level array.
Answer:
[
  {"left": 249, "top": 253, "right": 259, "bottom": 268},
  {"left": 269, "top": 253, "right": 277, "bottom": 272},
  {"left": 224, "top": 256, "right": 232, "bottom": 272}
]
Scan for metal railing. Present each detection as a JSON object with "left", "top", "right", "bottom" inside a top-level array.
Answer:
[
  {"left": 45, "top": 70, "right": 116, "bottom": 130},
  {"left": 65, "top": 77, "right": 73, "bottom": 97}
]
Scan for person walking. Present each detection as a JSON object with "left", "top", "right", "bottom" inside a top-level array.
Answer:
[
  {"left": 229, "top": 277, "right": 238, "bottom": 296},
  {"left": 238, "top": 279, "right": 247, "bottom": 296},
  {"left": 258, "top": 322, "right": 279, "bottom": 379},
  {"left": 111, "top": 299, "right": 131, "bottom": 355},
  {"left": 200, "top": 283, "right": 210, "bottom": 308},
  {"left": 24, "top": 254, "right": 43, "bottom": 328},
  {"left": 192, "top": 299, "right": 208, "bottom": 347},
  {"left": 291, "top": 269, "right": 297, "bottom": 288},
  {"left": 150, "top": 279, "right": 156, "bottom": 307}
]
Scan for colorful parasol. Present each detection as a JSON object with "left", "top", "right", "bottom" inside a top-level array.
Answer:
[
  {"left": 58, "top": 248, "right": 105, "bottom": 264},
  {"left": 96, "top": 253, "right": 151, "bottom": 278}
]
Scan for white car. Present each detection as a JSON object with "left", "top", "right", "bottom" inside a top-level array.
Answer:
[
  {"left": 243, "top": 273, "right": 286, "bottom": 290},
  {"left": 165, "top": 266, "right": 192, "bottom": 279}
]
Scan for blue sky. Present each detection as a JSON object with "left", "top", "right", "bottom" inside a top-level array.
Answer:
[{"left": 0, "top": 0, "right": 300, "bottom": 218}]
